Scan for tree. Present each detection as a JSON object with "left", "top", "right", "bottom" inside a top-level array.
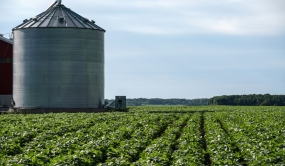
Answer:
[{"left": 260, "top": 100, "right": 271, "bottom": 106}]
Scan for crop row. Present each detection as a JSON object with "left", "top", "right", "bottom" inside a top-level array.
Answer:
[
  {"left": 0, "top": 113, "right": 205, "bottom": 165},
  {"left": 215, "top": 110, "right": 285, "bottom": 164},
  {"left": 1, "top": 106, "right": 284, "bottom": 165},
  {"left": 1, "top": 113, "right": 181, "bottom": 165}
]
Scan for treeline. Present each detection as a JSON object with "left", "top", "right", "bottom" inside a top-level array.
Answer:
[
  {"left": 106, "top": 98, "right": 208, "bottom": 106},
  {"left": 208, "top": 94, "right": 285, "bottom": 106}
]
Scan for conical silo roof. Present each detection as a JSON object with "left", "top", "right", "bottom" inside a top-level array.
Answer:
[{"left": 13, "top": 3, "right": 105, "bottom": 31}]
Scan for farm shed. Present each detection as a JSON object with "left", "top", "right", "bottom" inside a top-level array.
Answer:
[
  {"left": 0, "top": 35, "right": 13, "bottom": 111},
  {"left": 12, "top": 0, "right": 106, "bottom": 113}
]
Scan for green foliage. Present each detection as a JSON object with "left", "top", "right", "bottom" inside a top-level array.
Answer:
[
  {"left": 208, "top": 94, "right": 285, "bottom": 106},
  {"left": 208, "top": 108, "right": 285, "bottom": 164},
  {"left": 260, "top": 100, "right": 271, "bottom": 106},
  {"left": 106, "top": 98, "right": 209, "bottom": 106},
  {"left": 0, "top": 106, "right": 284, "bottom": 165}
]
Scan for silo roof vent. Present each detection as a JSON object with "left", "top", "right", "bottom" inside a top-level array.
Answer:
[
  {"left": 84, "top": 18, "right": 90, "bottom": 23},
  {"left": 13, "top": 1, "right": 105, "bottom": 32},
  {"left": 58, "top": 16, "right": 65, "bottom": 22}
]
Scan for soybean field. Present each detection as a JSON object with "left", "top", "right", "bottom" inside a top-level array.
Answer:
[{"left": 0, "top": 106, "right": 284, "bottom": 165}]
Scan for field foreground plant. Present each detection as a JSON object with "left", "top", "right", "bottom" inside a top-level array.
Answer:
[{"left": 0, "top": 106, "right": 284, "bottom": 165}]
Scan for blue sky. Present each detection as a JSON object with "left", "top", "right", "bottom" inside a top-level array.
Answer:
[{"left": 1, "top": 0, "right": 284, "bottom": 99}]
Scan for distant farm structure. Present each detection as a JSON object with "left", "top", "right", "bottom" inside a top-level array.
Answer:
[{"left": 0, "top": 35, "right": 13, "bottom": 112}]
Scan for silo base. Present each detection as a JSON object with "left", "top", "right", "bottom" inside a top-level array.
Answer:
[{"left": 13, "top": 108, "right": 108, "bottom": 114}]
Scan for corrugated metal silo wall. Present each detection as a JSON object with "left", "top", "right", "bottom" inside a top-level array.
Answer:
[{"left": 13, "top": 28, "right": 104, "bottom": 108}]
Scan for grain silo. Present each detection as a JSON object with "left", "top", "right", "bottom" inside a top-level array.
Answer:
[{"left": 12, "top": 0, "right": 105, "bottom": 113}]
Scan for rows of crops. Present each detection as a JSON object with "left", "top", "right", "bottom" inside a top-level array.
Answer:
[{"left": 0, "top": 106, "right": 284, "bottom": 165}]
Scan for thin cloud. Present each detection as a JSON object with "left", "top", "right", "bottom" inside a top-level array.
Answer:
[
  {"left": 2, "top": 0, "right": 284, "bottom": 36},
  {"left": 93, "top": 0, "right": 285, "bottom": 36}
]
